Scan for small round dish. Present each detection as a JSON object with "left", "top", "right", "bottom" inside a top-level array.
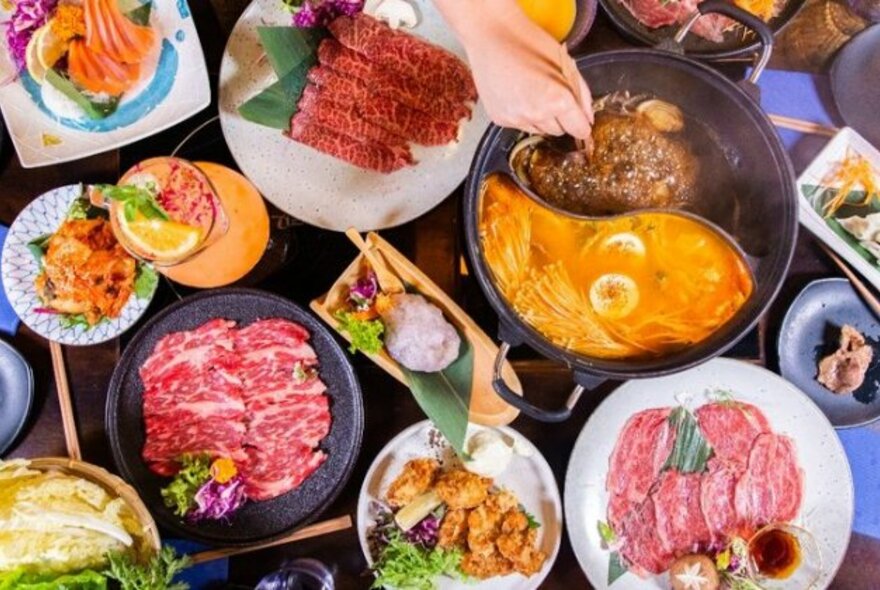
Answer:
[
  {"left": 357, "top": 420, "right": 562, "bottom": 590},
  {"left": 566, "top": 0, "right": 600, "bottom": 48},
  {"left": 778, "top": 277, "right": 880, "bottom": 428},
  {"left": 1, "top": 184, "right": 157, "bottom": 346},
  {"left": 0, "top": 338, "right": 34, "bottom": 456},
  {"left": 831, "top": 25, "right": 880, "bottom": 149}
]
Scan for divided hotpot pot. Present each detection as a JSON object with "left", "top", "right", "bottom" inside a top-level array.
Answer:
[{"left": 463, "top": 1, "right": 798, "bottom": 422}]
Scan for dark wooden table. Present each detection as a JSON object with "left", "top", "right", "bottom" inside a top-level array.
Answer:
[{"left": 2, "top": 2, "right": 877, "bottom": 588}]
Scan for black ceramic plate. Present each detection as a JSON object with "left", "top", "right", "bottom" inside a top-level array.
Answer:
[
  {"left": 106, "top": 289, "right": 364, "bottom": 546},
  {"left": 599, "top": 0, "right": 805, "bottom": 59},
  {"left": 778, "top": 278, "right": 880, "bottom": 428},
  {"left": 831, "top": 25, "right": 880, "bottom": 149},
  {"left": 0, "top": 338, "right": 33, "bottom": 456}
]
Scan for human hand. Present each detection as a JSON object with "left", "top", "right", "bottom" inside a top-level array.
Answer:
[{"left": 436, "top": 0, "right": 593, "bottom": 139}]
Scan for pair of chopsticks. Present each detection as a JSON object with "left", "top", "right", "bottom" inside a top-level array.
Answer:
[
  {"left": 50, "top": 345, "right": 353, "bottom": 565},
  {"left": 820, "top": 243, "right": 880, "bottom": 319},
  {"left": 768, "top": 114, "right": 838, "bottom": 137}
]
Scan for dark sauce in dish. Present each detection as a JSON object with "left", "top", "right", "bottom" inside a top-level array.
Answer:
[{"left": 750, "top": 527, "right": 802, "bottom": 579}]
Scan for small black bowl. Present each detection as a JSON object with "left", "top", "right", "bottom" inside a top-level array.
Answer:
[
  {"left": 0, "top": 338, "right": 33, "bottom": 456},
  {"left": 106, "top": 288, "right": 363, "bottom": 546},
  {"left": 778, "top": 278, "right": 880, "bottom": 428}
]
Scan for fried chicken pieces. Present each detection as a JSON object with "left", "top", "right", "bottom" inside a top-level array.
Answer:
[
  {"left": 386, "top": 460, "right": 547, "bottom": 580},
  {"left": 34, "top": 218, "right": 137, "bottom": 325}
]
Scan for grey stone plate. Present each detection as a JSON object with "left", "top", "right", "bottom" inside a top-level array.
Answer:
[{"left": 106, "top": 288, "right": 363, "bottom": 546}]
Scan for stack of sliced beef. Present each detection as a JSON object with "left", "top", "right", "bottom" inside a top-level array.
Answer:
[
  {"left": 606, "top": 402, "right": 803, "bottom": 576},
  {"left": 141, "top": 318, "right": 332, "bottom": 502},
  {"left": 290, "top": 13, "right": 477, "bottom": 173}
]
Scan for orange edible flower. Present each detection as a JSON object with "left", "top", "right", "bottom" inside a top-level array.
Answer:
[
  {"left": 51, "top": 5, "right": 86, "bottom": 41},
  {"left": 210, "top": 458, "right": 238, "bottom": 484}
]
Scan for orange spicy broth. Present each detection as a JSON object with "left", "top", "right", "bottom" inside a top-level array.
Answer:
[{"left": 478, "top": 173, "right": 754, "bottom": 359}]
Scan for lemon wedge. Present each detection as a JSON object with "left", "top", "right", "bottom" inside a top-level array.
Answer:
[
  {"left": 589, "top": 273, "right": 640, "bottom": 319},
  {"left": 35, "top": 25, "right": 68, "bottom": 72},
  {"left": 118, "top": 214, "right": 202, "bottom": 262},
  {"left": 25, "top": 29, "right": 47, "bottom": 82}
]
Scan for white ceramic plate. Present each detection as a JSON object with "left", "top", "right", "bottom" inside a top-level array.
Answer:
[
  {"left": 798, "top": 127, "right": 880, "bottom": 291},
  {"left": 219, "top": 0, "right": 491, "bottom": 231},
  {"left": 357, "top": 420, "right": 562, "bottom": 590},
  {"left": 565, "top": 358, "right": 854, "bottom": 590},
  {"left": 0, "top": 1, "right": 210, "bottom": 168},
  {"left": 1, "top": 184, "right": 157, "bottom": 345}
]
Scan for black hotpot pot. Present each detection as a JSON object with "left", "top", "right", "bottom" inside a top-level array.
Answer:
[{"left": 463, "top": 0, "right": 797, "bottom": 422}]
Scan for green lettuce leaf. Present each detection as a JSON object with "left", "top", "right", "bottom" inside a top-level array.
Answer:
[
  {"left": 0, "top": 568, "right": 107, "bottom": 589},
  {"left": 334, "top": 310, "right": 385, "bottom": 355},
  {"left": 104, "top": 547, "right": 190, "bottom": 590},
  {"left": 371, "top": 529, "right": 463, "bottom": 590},
  {"left": 160, "top": 455, "right": 212, "bottom": 517},
  {"left": 134, "top": 264, "right": 159, "bottom": 300}
]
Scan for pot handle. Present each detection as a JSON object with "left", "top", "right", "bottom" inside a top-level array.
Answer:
[
  {"left": 674, "top": 0, "right": 773, "bottom": 84},
  {"left": 492, "top": 341, "right": 604, "bottom": 422}
]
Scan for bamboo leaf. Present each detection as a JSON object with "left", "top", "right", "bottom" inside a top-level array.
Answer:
[
  {"left": 663, "top": 406, "right": 713, "bottom": 473},
  {"left": 608, "top": 552, "right": 628, "bottom": 585},
  {"left": 238, "top": 27, "right": 323, "bottom": 131},
  {"left": 400, "top": 334, "right": 473, "bottom": 456},
  {"left": 257, "top": 26, "right": 324, "bottom": 78}
]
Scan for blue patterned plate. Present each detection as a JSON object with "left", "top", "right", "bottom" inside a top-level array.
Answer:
[{"left": 1, "top": 184, "right": 157, "bottom": 346}]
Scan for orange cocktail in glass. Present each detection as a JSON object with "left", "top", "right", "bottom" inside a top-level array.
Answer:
[{"left": 108, "top": 157, "right": 227, "bottom": 266}]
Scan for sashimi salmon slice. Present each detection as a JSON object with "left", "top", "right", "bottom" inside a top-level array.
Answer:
[
  {"left": 84, "top": 0, "right": 156, "bottom": 65},
  {"left": 68, "top": 38, "right": 136, "bottom": 95}
]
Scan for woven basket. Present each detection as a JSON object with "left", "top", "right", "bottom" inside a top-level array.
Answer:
[{"left": 27, "top": 457, "right": 161, "bottom": 557}]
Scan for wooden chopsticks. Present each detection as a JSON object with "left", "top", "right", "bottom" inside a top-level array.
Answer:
[
  {"left": 50, "top": 341, "right": 81, "bottom": 461},
  {"left": 819, "top": 243, "right": 880, "bottom": 319},
  {"left": 188, "top": 515, "right": 353, "bottom": 565},
  {"left": 768, "top": 114, "right": 838, "bottom": 138}
]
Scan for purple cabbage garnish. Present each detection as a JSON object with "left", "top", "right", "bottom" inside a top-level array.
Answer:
[
  {"left": 4, "top": 0, "right": 58, "bottom": 72},
  {"left": 188, "top": 476, "right": 247, "bottom": 522},
  {"left": 349, "top": 271, "right": 379, "bottom": 311},
  {"left": 286, "top": 0, "right": 364, "bottom": 28},
  {"left": 404, "top": 514, "right": 440, "bottom": 548}
]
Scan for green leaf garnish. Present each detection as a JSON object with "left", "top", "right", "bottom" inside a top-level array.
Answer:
[
  {"left": 45, "top": 69, "right": 120, "bottom": 119},
  {"left": 663, "top": 406, "right": 713, "bottom": 473},
  {"left": 134, "top": 264, "right": 158, "bottom": 300},
  {"left": 160, "top": 454, "right": 212, "bottom": 517},
  {"left": 104, "top": 546, "right": 190, "bottom": 590},
  {"left": 597, "top": 520, "right": 616, "bottom": 548},
  {"left": 608, "top": 552, "right": 628, "bottom": 585},
  {"left": 98, "top": 184, "right": 170, "bottom": 222},
  {"left": 26, "top": 234, "right": 52, "bottom": 266},
  {"left": 371, "top": 528, "right": 463, "bottom": 590},
  {"left": 525, "top": 510, "right": 540, "bottom": 529},
  {"left": 238, "top": 27, "right": 323, "bottom": 131},
  {"left": 124, "top": 0, "right": 153, "bottom": 26},
  {"left": 0, "top": 567, "right": 106, "bottom": 589},
  {"left": 334, "top": 310, "right": 385, "bottom": 355},
  {"left": 400, "top": 332, "right": 472, "bottom": 456}
]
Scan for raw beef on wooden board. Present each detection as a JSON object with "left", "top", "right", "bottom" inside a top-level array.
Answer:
[
  {"left": 140, "top": 318, "right": 332, "bottom": 502},
  {"left": 605, "top": 401, "right": 803, "bottom": 577}
]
